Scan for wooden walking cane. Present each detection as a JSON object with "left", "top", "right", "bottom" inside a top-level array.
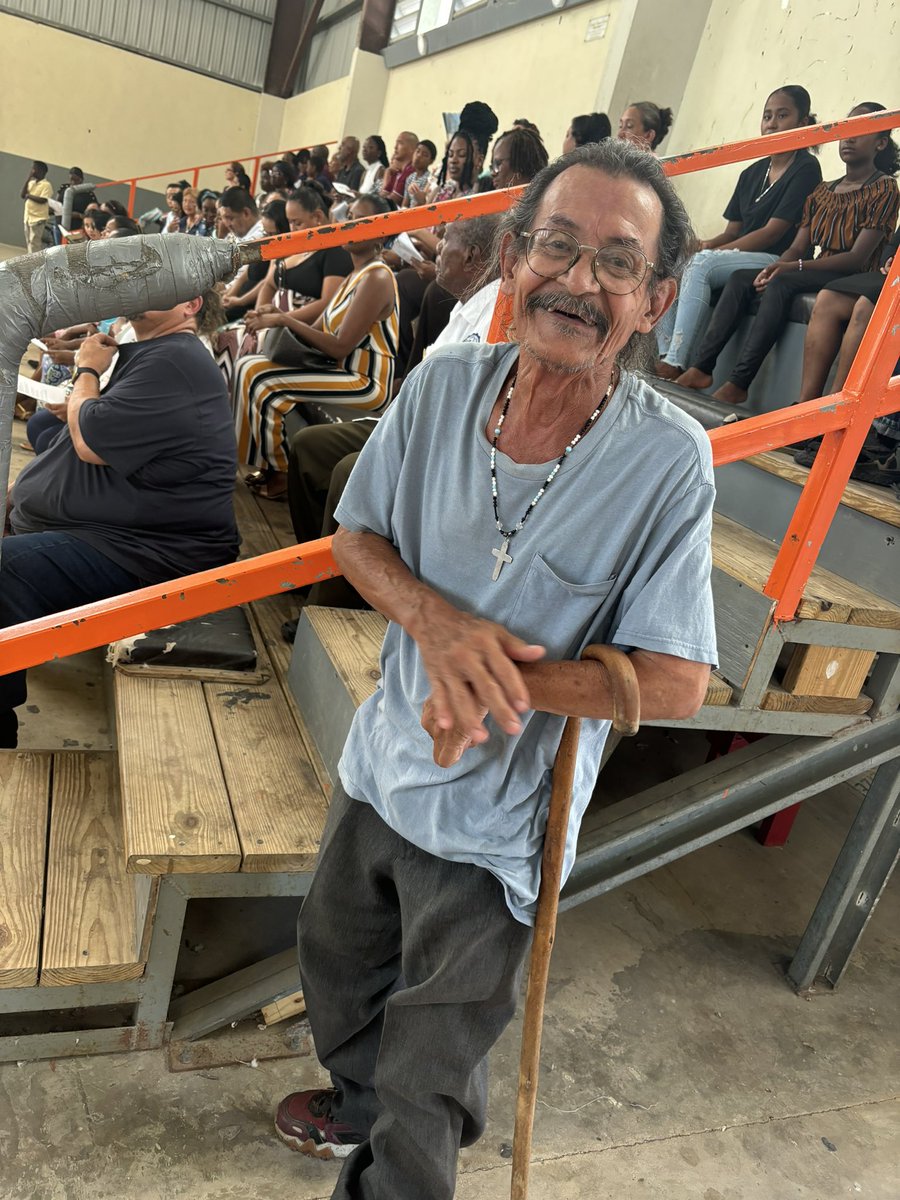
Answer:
[{"left": 510, "top": 645, "right": 641, "bottom": 1200}]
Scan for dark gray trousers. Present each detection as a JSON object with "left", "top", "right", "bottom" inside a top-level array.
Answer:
[{"left": 297, "top": 783, "right": 531, "bottom": 1200}]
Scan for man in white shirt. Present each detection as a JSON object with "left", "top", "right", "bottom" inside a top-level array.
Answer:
[
  {"left": 219, "top": 187, "right": 265, "bottom": 243},
  {"left": 218, "top": 187, "right": 265, "bottom": 315},
  {"left": 425, "top": 215, "right": 503, "bottom": 358}
]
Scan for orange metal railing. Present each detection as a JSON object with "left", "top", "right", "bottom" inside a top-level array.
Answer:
[
  {"left": 93, "top": 142, "right": 336, "bottom": 215},
  {"left": 2, "top": 109, "right": 899, "bottom": 674}
]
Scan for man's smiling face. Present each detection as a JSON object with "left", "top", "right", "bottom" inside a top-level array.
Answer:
[{"left": 501, "top": 164, "right": 674, "bottom": 376}]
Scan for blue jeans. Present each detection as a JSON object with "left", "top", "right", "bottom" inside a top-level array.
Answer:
[
  {"left": 655, "top": 249, "right": 777, "bottom": 370},
  {"left": 0, "top": 531, "right": 140, "bottom": 747}
]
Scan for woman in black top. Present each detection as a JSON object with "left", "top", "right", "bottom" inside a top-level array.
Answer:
[
  {"left": 214, "top": 185, "right": 352, "bottom": 387},
  {"left": 655, "top": 86, "right": 822, "bottom": 378},
  {"left": 678, "top": 101, "right": 899, "bottom": 406},
  {"left": 253, "top": 182, "right": 352, "bottom": 323}
]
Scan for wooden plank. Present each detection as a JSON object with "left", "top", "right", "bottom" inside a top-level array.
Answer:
[
  {"left": 713, "top": 513, "right": 900, "bottom": 627},
  {"left": 114, "top": 660, "right": 269, "bottom": 685},
  {"left": 782, "top": 645, "right": 875, "bottom": 700},
  {"left": 704, "top": 673, "right": 733, "bottom": 707},
  {"left": 135, "top": 875, "right": 160, "bottom": 966},
  {"left": 116, "top": 675, "right": 241, "bottom": 874},
  {"left": 0, "top": 751, "right": 51, "bottom": 988},
  {"left": 232, "top": 481, "right": 334, "bottom": 801},
  {"left": 760, "top": 685, "right": 873, "bottom": 715},
  {"left": 748, "top": 452, "right": 900, "bottom": 530},
  {"left": 710, "top": 567, "right": 775, "bottom": 688},
  {"left": 41, "top": 752, "right": 143, "bottom": 986},
  {"left": 252, "top": 487, "right": 298, "bottom": 548},
  {"left": 204, "top": 672, "right": 329, "bottom": 873},
  {"left": 303, "top": 607, "right": 387, "bottom": 709},
  {"left": 262, "top": 988, "right": 306, "bottom": 1026}
]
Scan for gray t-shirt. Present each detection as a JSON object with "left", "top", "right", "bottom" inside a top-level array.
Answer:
[
  {"left": 11, "top": 333, "right": 240, "bottom": 583},
  {"left": 335, "top": 342, "right": 717, "bottom": 924}
]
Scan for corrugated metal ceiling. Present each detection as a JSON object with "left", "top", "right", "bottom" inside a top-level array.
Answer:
[{"left": 0, "top": 0, "right": 277, "bottom": 89}]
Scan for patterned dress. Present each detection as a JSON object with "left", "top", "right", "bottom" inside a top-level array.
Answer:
[{"left": 232, "top": 261, "right": 399, "bottom": 473}]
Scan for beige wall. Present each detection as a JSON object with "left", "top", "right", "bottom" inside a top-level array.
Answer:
[
  {"left": 5, "top": 0, "right": 894, "bottom": 240},
  {"left": 280, "top": 78, "right": 352, "bottom": 151},
  {"left": 0, "top": 12, "right": 264, "bottom": 190},
  {"left": 377, "top": 2, "right": 617, "bottom": 157},
  {"left": 671, "top": 0, "right": 899, "bottom": 237}
]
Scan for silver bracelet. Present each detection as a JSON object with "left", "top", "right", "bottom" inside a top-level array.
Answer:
[{"left": 798, "top": 258, "right": 803, "bottom": 272}]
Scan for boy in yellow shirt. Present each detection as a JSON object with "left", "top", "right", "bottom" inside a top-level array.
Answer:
[{"left": 22, "top": 161, "right": 53, "bottom": 253}]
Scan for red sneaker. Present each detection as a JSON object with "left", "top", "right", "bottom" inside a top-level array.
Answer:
[{"left": 274, "top": 1088, "right": 364, "bottom": 1160}]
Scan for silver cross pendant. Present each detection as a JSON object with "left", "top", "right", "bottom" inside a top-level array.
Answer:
[{"left": 491, "top": 537, "right": 513, "bottom": 581}]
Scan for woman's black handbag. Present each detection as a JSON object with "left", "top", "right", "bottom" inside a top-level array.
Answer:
[{"left": 266, "top": 325, "right": 340, "bottom": 371}]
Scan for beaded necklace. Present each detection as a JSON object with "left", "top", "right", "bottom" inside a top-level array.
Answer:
[{"left": 489, "top": 373, "right": 616, "bottom": 580}]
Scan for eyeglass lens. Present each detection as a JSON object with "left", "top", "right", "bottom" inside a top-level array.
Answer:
[{"left": 525, "top": 228, "right": 649, "bottom": 294}]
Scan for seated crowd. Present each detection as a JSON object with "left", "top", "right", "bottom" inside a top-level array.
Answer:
[{"left": 6, "top": 88, "right": 898, "bottom": 746}]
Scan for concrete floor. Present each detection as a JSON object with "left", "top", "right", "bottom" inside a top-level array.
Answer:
[{"left": 1, "top": 772, "right": 897, "bottom": 1200}]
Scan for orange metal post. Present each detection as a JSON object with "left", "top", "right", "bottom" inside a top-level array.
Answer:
[
  {"left": 192, "top": 167, "right": 200, "bottom": 188},
  {"left": 0, "top": 540, "right": 337, "bottom": 677},
  {"left": 708, "top": 378, "right": 900, "bottom": 465},
  {"left": 257, "top": 187, "right": 523, "bottom": 259},
  {"left": 250, "top": 155, "right": 261, "bottom": 196},
  {"left": 127, "top": 179, "right": 137, "bottom": 217}
]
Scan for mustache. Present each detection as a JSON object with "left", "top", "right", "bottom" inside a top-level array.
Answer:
[{"left": 524, "top": 291, "right": 609, "bottom": 332}]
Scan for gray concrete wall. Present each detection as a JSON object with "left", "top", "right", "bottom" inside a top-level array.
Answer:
[{"left": 2, "top": 150, "right": 170, "bottom": 251}]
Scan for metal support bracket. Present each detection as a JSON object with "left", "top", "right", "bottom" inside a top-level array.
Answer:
[{"left": 787, "top": 756, "right": 900, "bottom": 992}]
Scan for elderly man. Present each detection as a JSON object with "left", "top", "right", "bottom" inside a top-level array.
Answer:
[
  {"left": 0, "top": 291, "right": 239, "bottom": 748},
  {"left": 276, "top": 140, "right": 717, "bottom": 1198}
]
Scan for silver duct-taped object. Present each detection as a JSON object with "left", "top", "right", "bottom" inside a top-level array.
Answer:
[
  {"left": 60, "top": 182, "right": 98, "bottom": 233},
  {"left": 0, "top": 233, "right": 260, "bottom": 565}
]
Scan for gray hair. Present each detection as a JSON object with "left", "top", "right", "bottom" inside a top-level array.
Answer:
[
  {"left": 448, "top": 213, "right": 502, "bottom": 262},
  {"left": 490, "top": 139, "right": 695, "bottom": 368}
]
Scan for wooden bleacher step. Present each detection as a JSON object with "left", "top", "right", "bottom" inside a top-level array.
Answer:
[
  {"left": 0, "top": 750, "right": 147, "bottom": 989},
  {"left": 41, "top": 752, "right": 145, "bottom": 985},
  {"left": 712, "top": 512, "right": 900, "bottom": 626},
  {"left": 289, "top": 607, "right": 735, "bottom": 781},
  {"left": 712, "top": 511, "right": 900, "bottom": 703},
  {"left": 747, "top": 451, "right": 900, "bottom": 530},
  {"left": 115, "top": 481, "right": 330, "bottom": 875},
  {"left": 0, "top": 752, "right": 51, "bottom": 988}
]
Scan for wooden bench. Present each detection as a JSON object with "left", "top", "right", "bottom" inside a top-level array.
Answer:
[
  {"left": 712, "top": 512, "right": 900, "bottom": 709},
  {"left": 0, "top": 749, "right": 146, "bottom": 990},
  {"left": 1, "top": 483, "right": 331, "bottom": 1062}
]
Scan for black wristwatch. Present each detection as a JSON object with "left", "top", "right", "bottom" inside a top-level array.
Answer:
[{"left": 74, "top": 365, "right": 101, "bottom": 384}]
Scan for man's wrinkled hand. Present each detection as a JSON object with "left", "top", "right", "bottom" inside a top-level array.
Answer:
[
  {"left": 421, "top": 696, "right": 487, "bottom": 767},
  {"left": 75, "top": 332, "right": 118, "bottom": 375},
  {"left": 413, "top": 599, "right": 545, "bottom": 745}
]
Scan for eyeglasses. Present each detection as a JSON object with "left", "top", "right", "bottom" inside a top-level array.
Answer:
[{"left": 522, "top": 227, "right": 655, "bottom": 295}]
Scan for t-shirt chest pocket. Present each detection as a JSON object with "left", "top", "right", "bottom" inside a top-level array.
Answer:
[{"left": 506, "top": 552, "right": 617, "bottom": 661}]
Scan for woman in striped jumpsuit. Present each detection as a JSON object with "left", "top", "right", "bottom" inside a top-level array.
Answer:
[{"left": 234, "top": 195, "right": 399, "bottom": 500}]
